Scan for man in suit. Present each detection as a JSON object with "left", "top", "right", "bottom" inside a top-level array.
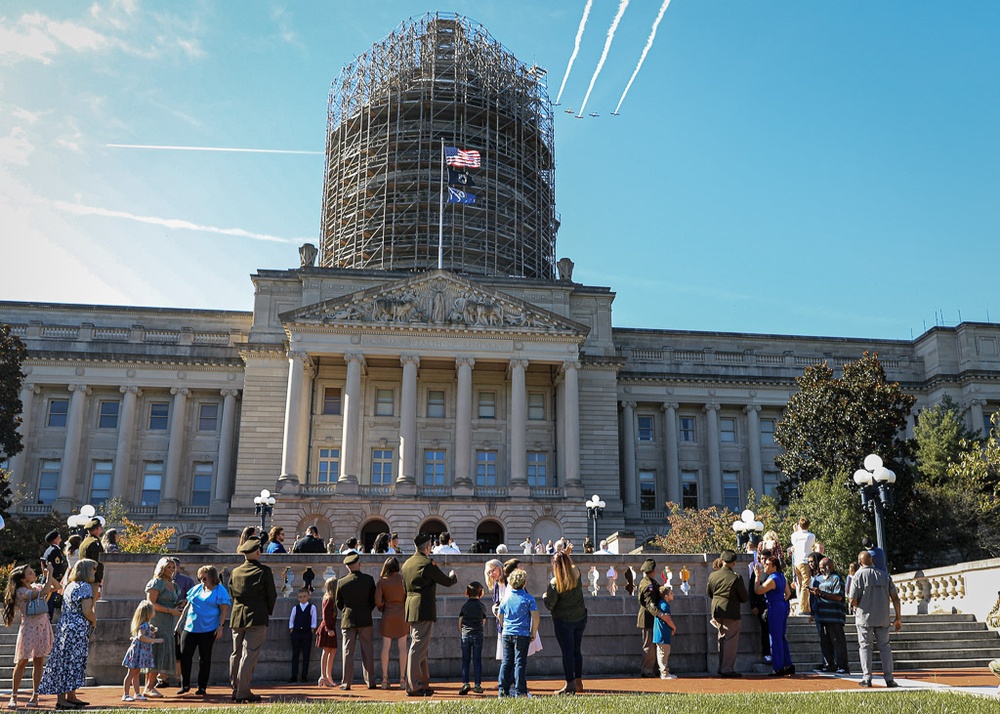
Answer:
[
  {"left": 401, "top": 532, "right": 457, "bottom": 696},
  {"left": 229, "top": 537, "right": 277, "bottom": 703},
  {"left": 79, "top": 518, "right": 105, "bottom": 596},
  {"left": 292, "top": 525, "right": 326, "bottom": 554},
  {"left": 636, "top": 558, "right": 664, "bottom": 677},
  {"left": 335, "top": 552, "right": 376, "bottom": 689},
  {"left": 706, "top": 549, "right": 749, "bottom": 677}
]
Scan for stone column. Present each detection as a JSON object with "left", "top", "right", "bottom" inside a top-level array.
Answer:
[
  {"left": 621, "top": 401, "right": 638, "bottom": 509},
  {"left": 55, "top": 384, "right": 90, "bottom": 511},
  {"left": 454, "top": 357, "right": 475, "bottom": 486},
  {"left": 7, "top": 383, "right": 38, "bottom": 500},
  {"left": 294, "top": 360, "right": 315, "bottom": 485},
  {"left": 397, "top": 355, "right": 420, "bottom": 485},
  {"left": 161, "top": 387, "right": 189, "bottom": 514},
  {"left": 213, "top": 390, "right": 239, "bottom": 513},
  {"left": 704, "top": 403, "right": 722, "bottom": 506},
  {"left": 279, "top": 351, "right": 310, "bottom": 487},
  {"left": 745, "top": 404, "right": 764, "bottom": 498},
  {"left": 662, "top": 402, "right": 680, "bottom": 506},
  {"left": 562, "top": 360, "right": 582, "bottom": 487},
  {"left": 509, "top": 359, "right": 529, "bottom": 488},
  {"left": 968, "top": 398, "right": 986, "bottom": 435},
  {"left": 111, "top": 386, "right": 141, "bottom": 504},
  {"left": 339, "top": 353, "right": 365, "bottom": 485}
]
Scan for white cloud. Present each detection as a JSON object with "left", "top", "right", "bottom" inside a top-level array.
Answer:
[
  {"left": 0, "top": 12, "right": 108, "bottom": 64},
  {"left": 0, "top": 127, "right": 34, "bottom": 165}
]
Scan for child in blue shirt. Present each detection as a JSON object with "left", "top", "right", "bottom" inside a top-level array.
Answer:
[
  {"left": 653, "top": 587, "right": 677, "bottom": 679},
  {"left": 497, "top": 569, "right": 539, "bottom": 698}
]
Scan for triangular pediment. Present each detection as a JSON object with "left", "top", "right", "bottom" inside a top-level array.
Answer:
[{"left": 280, "top": 270, "right": 588, "bottom": 336}]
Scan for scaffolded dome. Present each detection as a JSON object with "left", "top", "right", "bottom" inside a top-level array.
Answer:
[{"left": 320, "top": 13, "right": 558, "bottom": 279}]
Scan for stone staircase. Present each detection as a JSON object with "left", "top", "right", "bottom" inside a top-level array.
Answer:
[{"left": 784, "top": 613, "right": 1000, "bottom": 671}]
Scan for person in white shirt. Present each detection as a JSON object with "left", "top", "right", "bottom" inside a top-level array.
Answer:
[
  {"left": 431, "top": 532, "right": 461, "bottom": 555},
  {"left": 520, "top": 538, "right": 533, "bottom": 555},
  {"left": 789, "top": 518, "right": 816, "bottom": 615},
  {"left": 595, "top": 539, "right": 613, "bottom": 555},
  {"left": 287, "top": 588, "right": 318, "bottom": 683}
]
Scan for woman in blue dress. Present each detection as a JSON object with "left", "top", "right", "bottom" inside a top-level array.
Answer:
[
  {"left": 754, "top": 556, "right": 794, "bottom": 676},
  {"left": 38, "top": 559, "right": 98, "bottom": 709}
]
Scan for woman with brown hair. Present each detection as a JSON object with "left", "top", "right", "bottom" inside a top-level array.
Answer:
[
  {"left": 374, "top": 557, "right": 407, "bottom": 689},
  {"left": 4, "top": 562, "right": 62, "bottom": 708},
  {"left": 543, "top": 551, "right": 588, "bottom": 695},
  {"left": 143, "top": 556, "right": 184, "bottom": 695},
  {"left": 176, "top": 566, "right": 230, "bottom": 695},
  {"left": 38, "top": 559, "right": 98, "bottom": 710}
]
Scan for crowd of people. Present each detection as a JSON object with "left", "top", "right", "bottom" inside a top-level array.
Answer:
[{"left": 1, "top": 514, "right": 913, "bottom": 705}]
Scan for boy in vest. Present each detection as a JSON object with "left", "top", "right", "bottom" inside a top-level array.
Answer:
[{"left": 288, "top": 587, "right": 318, "bottom": 682}]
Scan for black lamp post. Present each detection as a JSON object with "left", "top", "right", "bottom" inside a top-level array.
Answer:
[
  {"left": 585, "top": 494, "right": 606, "bottom": 546},
  {"left": 254, "top": 489, "right": 276, "bottom": 534},
  {"left": 853, "top": 454, "right": 896, "bottom": 552}
]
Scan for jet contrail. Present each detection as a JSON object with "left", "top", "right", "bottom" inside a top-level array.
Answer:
[
  {"left": 614, "top": 0, "right": 672, "bottom": 115},
  {"left": 577, "top": 0, "right": 630, "bottom": 118},
  {"left": 106, "top": 143, "right": 323, "bottom": 155},
  {"left": 554, "top": 0, "right": 593, "bottom": 106},
  {"left": 51, "top": 200, "right": 306, "bottom": 244}
]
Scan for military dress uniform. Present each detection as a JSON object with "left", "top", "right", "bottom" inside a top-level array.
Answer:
[
  {"left": 636, "top": 558, "right": 662, "bottom": 677},
  {"left": 335, "top": 553, "right": 376, "bottom": 689},
  {"left": 228, "top": 538, "right": 277, "bottom": 702},
  {"left": 79, "top": 520, "right": 105, "bottom": 584},
  {"left": 400, "top": 535, "right": 457, "bottom": 695}
]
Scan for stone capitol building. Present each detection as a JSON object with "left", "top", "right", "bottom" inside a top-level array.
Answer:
[{"left": 3, "top": 14, "right": 999, "bottom": 552}]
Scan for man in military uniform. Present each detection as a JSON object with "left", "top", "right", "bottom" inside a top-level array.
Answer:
[
  {"left": 401, "top": 532, "right": 457, "bottom": 696},
  {"left": 79, "top": 518, "right": 105, "bottom": 596},
  {"left": 43, "top": 530, "right": 67, "bottom": 620},
  {"left": 229, "top": 537, "right": 277, "bottom": 703},
  {"left": 335, "top": 553, "right": 376, "bottom": 689},
  {"left": 636, "top": 558, "right": 665, "bottom": 677}
]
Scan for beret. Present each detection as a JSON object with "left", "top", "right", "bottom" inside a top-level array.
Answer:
[
  {"left": 238, "top": 537, "right": 262, "bottom": 554},
  {"left": 344, "top": 552, "right": 360, "bottom": 565}
]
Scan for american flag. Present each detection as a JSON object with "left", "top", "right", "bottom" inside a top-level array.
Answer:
[{"left": 445, "top": 146, "right": 481, "bottom": 168}]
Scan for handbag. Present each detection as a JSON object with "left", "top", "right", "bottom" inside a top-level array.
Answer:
[{"left": 25, "top": 594, "right": 48, "bottom": 617}]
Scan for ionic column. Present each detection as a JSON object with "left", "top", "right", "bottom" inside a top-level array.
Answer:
[
  {"left": 562, "top": 360, "right": 582, "bottom": 486},
  {"left": 55, "top": 384, "right": 90, "bottom": 509},
  {"left": 295, "top": 360, "right": 315, "bottom": 482},
  {"left": 397, "top": 355, "right": 420, "bottom": 485},
  {"left": 454, "top": 357, "right": 475, "bottom": 485},
  {"left": 662, "top": 402, "right": 680, "bottom": 506},
  {"left": 509, "top": 359, "right": 529, "bottom": 485},
  {"left": 704, "top": 403, "right": 722, "bottom": 505},
  {"left": 339, "top": 354, "right": 365, "bottom": 484},
  {"left": 968, "top": 398, "right": 986, "bottom": 435},
  {"left": 111, "top": 386, "right": 141, "bottom": 504},
  {"left": 745, "top": 404, "right": 764, "bottom": 498},
  {"left": 7, "top": 383, "right": 39, "bottom": 499},
  {"left": 213, "top": 390, "right": 239, "bottom": 510},
  {"left": 279, "top": 351, "right": 310, "bottom": 486},
  {"left": 161, "top": 387, "right": 189, "bottom": 512},
  {"left": 621, "top": 400, "right": 638, "bottom": 508}
]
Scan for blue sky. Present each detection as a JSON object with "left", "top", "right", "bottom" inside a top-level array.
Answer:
[{"left": 2, "top": 1, "right": 998, "bottom": 339}]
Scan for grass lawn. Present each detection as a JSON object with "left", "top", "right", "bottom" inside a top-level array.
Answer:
[{"left": 89, "top": 692, "right": 1000, "bottom": 713}]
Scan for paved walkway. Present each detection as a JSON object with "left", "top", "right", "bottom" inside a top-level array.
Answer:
[{"left": 3, "top": 669, "right": 997, "bottom": 708}]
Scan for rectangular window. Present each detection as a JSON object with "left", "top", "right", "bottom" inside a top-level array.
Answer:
[
  {"left": 760, "top": 419, "right": 776, "bottom": 446},
  {"left": 637, "top": 415, "right": 655, "bottom": 442},
  {"left": 527, "top": 452, "right": 548, "bottom": 487},
  {"left": 478, "top": 392, "right": 496, "bottom": 419},
  {"left": 720, "top": 417, "right": 736, "bottom": 443},
  {"left": 371, "top": 448, "right": 394, "bottom": 485},
  {"left": 528, "top": 393, "right": 545, "bottom": 421},
  {"left": 38, "top": 459, "right": 61, "bottom": 504},
  {"left": 149, "top": 402, "right": 169, "bottom": 430},
  {"left": 423, "top": 450, "right": 446, "bottom": 486},
  {"left": 89, "top": 460, "right": 113, "bottom": 504},
  {"left": 141, "top": 462, "right": 163, "bottom": 507},
  {"left": 681, "top": 471, "right": 699, "bottom": 510},
  {"left": 318, "top": 448, "right": 341, "bottom": 483},
  {"left": 97, "top": 401, "right": 119, "bottom": 429},
  {"left": 639, "top": 470, "right": 656, "bottom": 511},
  {"left": 375, "top": 389, "right": 394, "bottom": 417},
  {"left": 476, "top": 450, "right": 497, "bottom": 486},
  {"left": 47, "top": 399, "right": 68, "bottom": 428},
  {"left": 679, "top": 416, "right": 696, "bottom": 443},
  {"left": 427, "top": 390, "right": 446, "bottom": 418},
  {"left": 191, "top": 463, "right": 213, "bottom": 507},
  {"left": 198, "top": 403, "right": 219, "bottom": 431},
  {"left": 763, "top": 472, "right": 780, "bottom": 498},
  {"left": 323, "top": 387, "right": 342, "bottom": 415},
  {"left": 723, "top": 471, "right": 740, "bottom": 511}
]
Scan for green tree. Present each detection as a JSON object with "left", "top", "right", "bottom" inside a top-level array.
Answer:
[
  {"left": 913, "top": 396, "right": 979, "bottom": 486},
  {"left": 942, "top": 413, "right": 1000, "bottom": 558},
  {"left": 0, "top": 324, "right": 28, "bottom": 516},
  {"left": 0, "top": 511, "right": 66, "bottom": 566},
  {"left": 785, "top": 474, "right": 870, "bottom": 572},
  {"left": 652, "top": 503, "right": 739, "bottom": 555}
]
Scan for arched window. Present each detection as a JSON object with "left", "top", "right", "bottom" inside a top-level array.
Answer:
[
  {"left": 418, "top": 518, "right": 447, "bottom": 543},
  {"left": 361, "top": 518, "right": 390, "bottom": 552},
  {"left": 475, "top": 519, "right": 505, "bottom": 554}
]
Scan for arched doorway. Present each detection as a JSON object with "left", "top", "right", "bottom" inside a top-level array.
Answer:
[
  {"left": 418, "top": 518, "right": 447, "bottom": 545},
  {"left": 361, "top": 518, "right": 390, "bottom": 552},
  {"left": 475, "top": 519, "right": 505, "bottom": 554}
]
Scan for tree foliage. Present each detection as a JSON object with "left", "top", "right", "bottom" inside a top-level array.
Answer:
[
  {"left": 913, "top": 396, "right": 979, "bottom": 487},
  {"left": 117, "top": 517, "right": 176, "bottom": 554},
  {"left": 0, "top": 324, "right": 28, "bottom": 461},
  {"left": 0, "top": 511, "right": 67, "bottom": 566},
  {"left": 651, "top": 503, "right": 740, "bottom": 554},
  {"left": 941, "top": 413, "right": 1000, "bottom": 558}
]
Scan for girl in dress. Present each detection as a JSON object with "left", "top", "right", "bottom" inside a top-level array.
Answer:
[
  {"left": 122, "top": 601, "right": 163, "bottom": 702},
  {"left": 315, "top": 577, "right": 339, "bottom": 687},
  {"left": 3, "top": 562, "right": 61, "bottom": 708}
]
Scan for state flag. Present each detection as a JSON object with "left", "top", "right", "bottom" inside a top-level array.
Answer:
[{"left": 447, "top": 187, "right": 476, "bottom": 204}]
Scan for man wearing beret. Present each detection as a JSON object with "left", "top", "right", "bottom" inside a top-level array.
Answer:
[
  {"left": 706, "top": 549, "right": 750, "bottom": 677},
  {"left": 79, "top": 518, "right": 105, "bottom": 595},
  {"left": 229, "top": 537, "right": 277, "bottom": 702},
  {"left": 336, "top": 553, "right": 376, "bottom": 689},
  {"left": 401, "top": 532, "right": 457, "bottom": 696},
  {"left": 43, "top": 530, "right": 67, "bottom": 620},
  {"left": 636, "top": 558, "right": 665, "bottom": 677}
]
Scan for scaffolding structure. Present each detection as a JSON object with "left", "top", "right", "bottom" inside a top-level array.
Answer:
[{"left": 320, "top": 13, "right": 558, "bottom": 279}]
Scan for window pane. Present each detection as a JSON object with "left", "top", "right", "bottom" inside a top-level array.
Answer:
[
  {"left": 375, "top": 389, "right": 394, "bottom": 416},
  {"left": 723, "top": 471, "right": 740, "bottom": 511},
  {"left": 38, "top": 459, "right": 61, "bottom": 504},
  {"left": 478, "top": 392, "right": 496, "bottom": 419},
  {"left": 90, "top": 461, "right": 113, "bottom": 504},
  {"left": 679, "top": 416, "right": 696, "bottom": 442},
  {"left": 371, "top": 448, "right": 394, "bottom": 485},
  {"left": 318, "top": 447, "right": 341, "bottom": 483},
  {"left": 149, "top": 403, "right": 169, "bottom": 430},
  {"left": 760, "top": 419, "right": 775, "bottom": 445},
  {"left": 191, "top": 463, "right": 213, "bottom": 507},
  {"left": 637, "top": 415, "right": 654, "bottom": 442},
  {"left": 47, "top": 400, "right": 68, "bottom": 428},
  {"left": 681, "top": 471, "right": 698, "bottom": 510},
  {"left": 720, "top": 418, "right": 736, "bottom": 443},
  {"left": 98, "top": 401, "right": 119, "bottom": 429},
  {"left": 427, "top": 390, "right": 445, "bottom": 418},
  {"left": 527, "top": 452, "right": 547, "bottom": 487},
  {"left": 423, "top": 450, "right": 446, "bottom": 486},
  {"left": 527, "top": 393, "right": 545, "bottom": 421},
  {"left": 639, "top": 470, "right": 656, "bottom": 511},
  {"left": 198, "top": 403, "right": 219, "bottom": 431},
  {"left": 323, "top": 387, "right": 342, "bottom": 415},
  {"left": 476, "top": 450, "right": 497, "bottom": 486},
  {"left": 141, "top": 463, "right": 163, "bottom": 506}
]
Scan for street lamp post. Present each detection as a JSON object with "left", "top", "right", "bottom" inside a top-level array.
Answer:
[
  {"left": 853, "top": 454, "right": 896, "bottom": 552},
  {"left": 732, "top": 509, "right": 764, "bottom": 550},
  {"left": 253, "top": 489, "right": 276, "bottom": 535},
  {"left": 585, "top": 494, "right": 606, "bottom": 547},
  {"left": 67, "top": 504, "right": 101, "bottom": 538}
]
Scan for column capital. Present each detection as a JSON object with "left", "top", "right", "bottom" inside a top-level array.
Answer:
[
  {"left": 220, "top": 389, "right": 241, "bottom": 398},
  {"left": 620, "top": 400, "right": 637, "bottom": 410},
  {"left": 344, "top": 353, "right": 366, "bottom": 367},
  {"left": 170, "top": 387, "right": 190, "bottom": 397},
  {"left": 509, "top": 358, "right": 529, "bottom": 370},
  {"left": 703, "top": 402, "right": 720, "bottom": 413},
  {"left": 455, "top": 356, "right": 476, "bottom": 369},
  {"left": 68, "top": 384, "right": 90, "bottom": 395},
  {"left": 744, "top": 404, "right": 762, "bottom": 414},
  {"left": 966, "top": 398, "right": 985, "bottom": 408},
  {"left": 23, "top": 383, "right": 41, "bottom": 395},
  {"left": 120, "top": 385, "right": 143, "bottom": 396},
  {"left": 287, "top": 349, "right": 310, "bottom": 362},
  {"left": 400, "top": 354, "right": 421, "bottom": 367},
  {"left": 561, "top": 359, "right": 581, "bottom": 372},
  {"left": 661, "top": 402, "right": 679, "bottom": 412}
]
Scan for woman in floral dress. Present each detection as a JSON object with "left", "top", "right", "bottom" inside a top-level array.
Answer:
[
  {"left": 38, "top": 559, "right": 98, "bottom": 710},
  {"left": 143, "top": 557, "right": 184, "bottom": 696},
  {"left": 3, "top": 562, "right": 62, "bottom": 708}
]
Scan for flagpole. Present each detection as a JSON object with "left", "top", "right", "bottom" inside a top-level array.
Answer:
[{"left": 438, "top": 139, "right": 445, "bottom": 270}]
